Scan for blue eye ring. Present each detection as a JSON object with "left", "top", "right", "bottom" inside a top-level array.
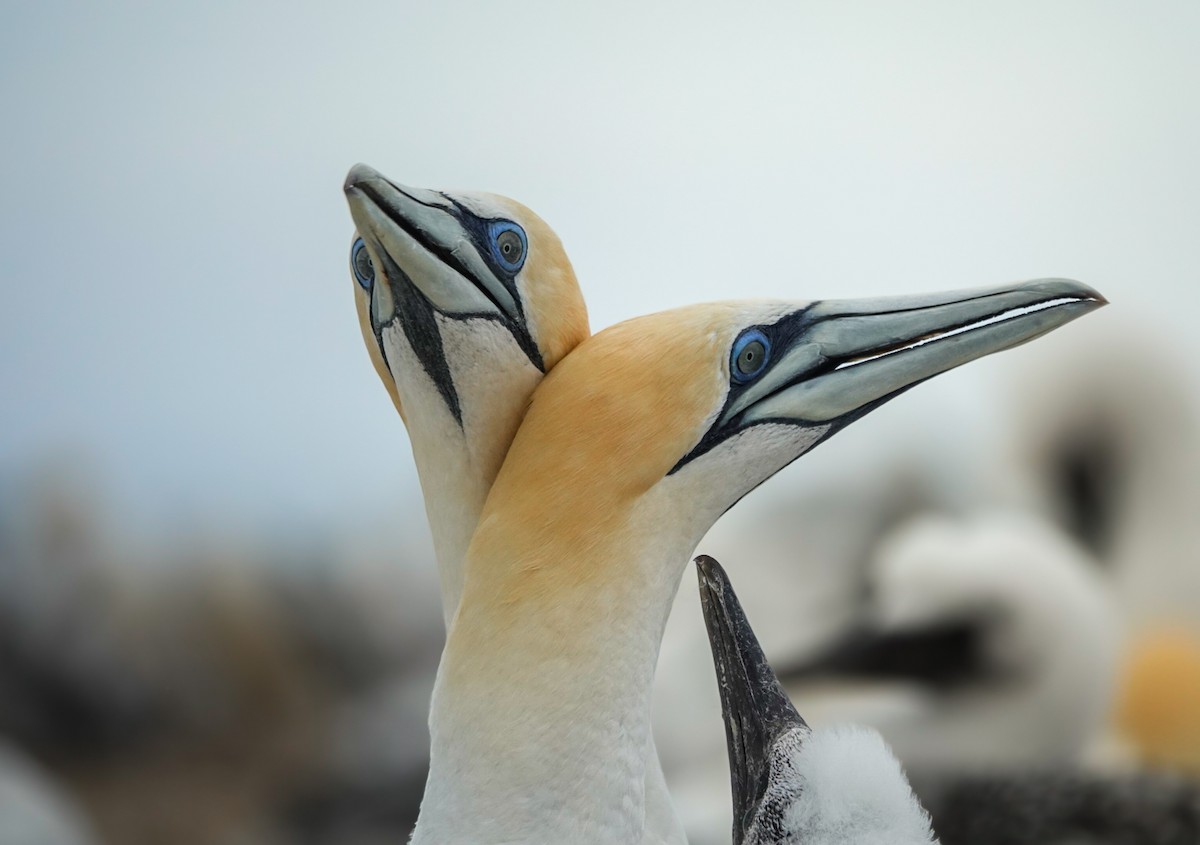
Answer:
[
  {"left": 351, "top": 237, "right": 374, "bottom": 291},
  {"left": 487, "top": 220, "right": 527, "bottom": 273},
  {"left": 730, "top": 329, "right": 770, "bottom": 384}
]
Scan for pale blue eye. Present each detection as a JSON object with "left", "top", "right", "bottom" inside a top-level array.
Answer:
[
  {"left": 350, "top": 236, "right": 372, "bottom": 291},
  {"left": 731, "top": 329, "right": 770, "bottom": 383},
  {"left": 488, "top": 220, "right": 527, "bottom": 273},
  {"left": 351, "top": 237, "right": 374, "bottom": 291}
]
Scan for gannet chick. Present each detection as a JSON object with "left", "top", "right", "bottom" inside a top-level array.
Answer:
[
  {"left": 343, "top": 164, "right": 589, "bottom": 626},
  {"left": 780, "top": 512, "right": 1121, "bottom": 771},
  {"left": 417, "top": 281, "right": 1104, "bottom": 844},
  {"left": 695, "top": 556, "right": 936, "bottom": 845}
]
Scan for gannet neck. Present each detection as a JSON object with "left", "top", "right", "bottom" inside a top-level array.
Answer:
[
  {"left": 384, "top": 315, "right": 544, "bottom": 625},
  {"left": 418, "top": 499, "right": 701, "bottom": 845}
]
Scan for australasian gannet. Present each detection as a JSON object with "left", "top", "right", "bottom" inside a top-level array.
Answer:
[
  {"left": 780, "top": 512, "right": 1122, "bottom": 771},
  {"left": 694, "top": 555, "right": 937, "bottom": 845},
  {"left": 414, "top": 280, "right": 1105, "bottom": 844},
  {"left": 342, "top": 164, "right": 590, "bottom": 627},
  {"left": 777, "top": 513, "right": 1200, "bottom": 843},
  {"left": 344, "top": 166, "right": 685, "bottom": 844}
]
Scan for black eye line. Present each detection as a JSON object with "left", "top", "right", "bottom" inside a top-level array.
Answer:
[
  {"left": 668, "top": 307, "right": 823, "bottom": 474},
  {"left": 440, "top": 194, "right": 529, "bottom": 283},
  {"left": 361, "top": 184, "right": 528, "bottom": 327},
  {"left": 360, "top": 187, "right": 544, "bottom": 373},
  {"left": 359, "top": 183, "right": 481, "bottom": 288},
  {"left": 371, "top": 249, "right": 463, "bottom": 426}
]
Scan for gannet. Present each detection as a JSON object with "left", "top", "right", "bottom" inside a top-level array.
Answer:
[
  {"left": 343, "top": 163, "right": 589, "bottom": 626},
  {"left": 415, "top": 280, "right": 1104, "bottom": 844},
  {"left": 340, "top": 165, "right": 697, "bottom": 840},
  {"left": 994, "top": 317, "right": 1200, "bottom": 778},
  {"left": 772, "top": 514, "right": 1200, "bottom": 843},
  {"left": 694, "top": 555, "right": 937, "bottom": 845},
  {"left": 780, "top": 512, "right": 1122, "bottom": 771}
]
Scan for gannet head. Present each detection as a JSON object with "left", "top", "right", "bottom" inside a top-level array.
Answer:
[
  {"left": 342, "top": 162, "right": 588, "bottom": 432},
  {"left": 697, "top": 556, "right": 937, "bottom": 845},
  {"left": 342, "top": 164, "right": 589, "bottom": 624},
  {"left": 473, "top": 281, "right": 1107, "bottom": 585}
]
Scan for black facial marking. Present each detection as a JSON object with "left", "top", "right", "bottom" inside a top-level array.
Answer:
[
  {"left": 670, "top": 307, "right": 822, "bottom": 474},
  {"left": 438, "top": 194, "right": 545, "bottom": 371},
  {"left": 360, "top": 181, "right": 545, "bottom": 372},
  {"left": 669, "top": 300, "right": 958, "bottom": 474},
  {"left": 375, "top": 250, "right": 462, "bottom": 426}
]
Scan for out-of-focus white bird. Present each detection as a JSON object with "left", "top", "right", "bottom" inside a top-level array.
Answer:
[
  {"left": 413, "top": 282, "right": 1102, "bottom": 843},
  {"left": 778, "top": 513, "right": 1200, "bottom": 844},
  {"left": 695, "top": 555, "right": 936, "bottom": 845},
  {"left": 997, "top": 315, "right": 1200, "bottom": 630},
  {"left": 993, "top": 315, "right": 1200, "bottom": 780},
  {"left": 782, "top": 512, "right": 1122, "bottom": 772}
]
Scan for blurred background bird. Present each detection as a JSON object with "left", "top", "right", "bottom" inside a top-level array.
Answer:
[{"left": 2, "top": 3, "right": 1198, "bottom": 844}]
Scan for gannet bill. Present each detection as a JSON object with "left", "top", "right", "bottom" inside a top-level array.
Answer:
[
  {"left": 343, "top": 164, "right": 589, "bottom": 626},
  {"left": 416, "top": 281, "right": 1104, "bottom": 844},
  {"left": 694, "top": 555, "right": 936, "bottom": 845}
]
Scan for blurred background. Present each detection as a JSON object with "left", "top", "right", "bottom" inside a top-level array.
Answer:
[{"left": 2, "top": 2, "right": 1198, "bottom": 843}]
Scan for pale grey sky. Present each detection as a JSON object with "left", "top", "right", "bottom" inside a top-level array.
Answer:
[{"left": 2, "top": 1, "right": 1198, "bottom": 534}]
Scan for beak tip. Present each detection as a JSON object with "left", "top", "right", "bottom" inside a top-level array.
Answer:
[
  {"left": 694, "top": 555, "right": 727, "bottom": 599},
  {"left": 344, "top": 162, "right": 381, "bottom": 194},
  {"left": 1049, "top": 278, "right": 1108, "bottom": 308}
]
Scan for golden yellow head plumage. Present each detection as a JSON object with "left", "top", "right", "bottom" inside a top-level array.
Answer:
[{"left": 462, "top": 281, "right": 1105, "bottom": 610}]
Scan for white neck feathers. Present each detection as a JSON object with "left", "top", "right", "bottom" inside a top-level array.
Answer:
[
  {"left": 384, "top": 317, "right": 542, "bottom": 626},
  {"left": 415, "top": 483, "right": 709, "bottom": 844}
]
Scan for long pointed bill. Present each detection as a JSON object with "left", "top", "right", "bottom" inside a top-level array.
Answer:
[
  {"left": 343, "top": 163, "right": 524, "bottom": 328},
  {"left": 679, "top": 279, "right": 1106, "bottom": 468},
  {"left": 696, "top": 555, "right": 809, "bottom": 844}
]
